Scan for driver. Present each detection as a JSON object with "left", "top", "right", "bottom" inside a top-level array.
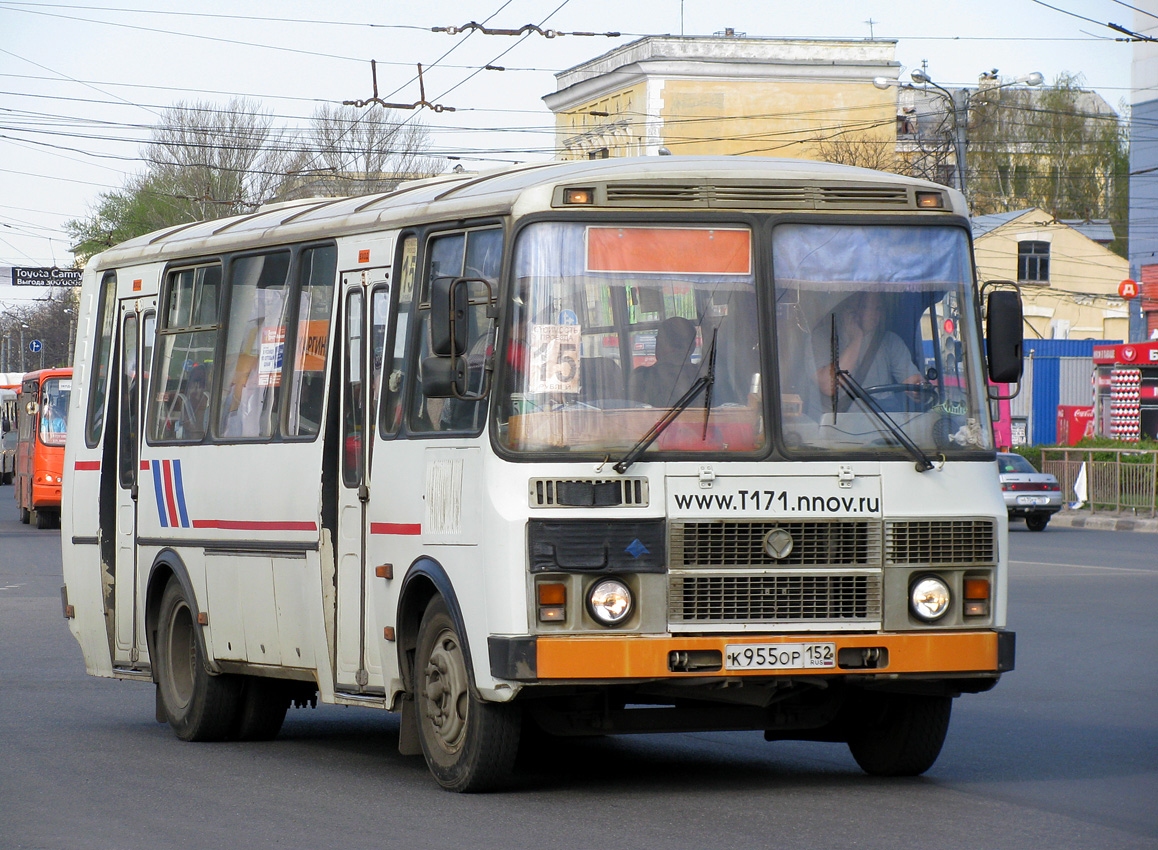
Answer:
[{"left": 815, "top": 291, "right": 921, "bottom": 406}]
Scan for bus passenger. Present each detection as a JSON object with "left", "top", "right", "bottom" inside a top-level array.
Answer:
[
  {"left": 815, "top": 291, "right": 920, "bottom": 407},
  {"left": 178, "top": 364, "right": 210, "bottom": 440},
  {"left": 630, "top": 316, "right": 699, "bottom": 407},
  {"left": 39, "top": 397, "right": 67, "bottom": 442}
]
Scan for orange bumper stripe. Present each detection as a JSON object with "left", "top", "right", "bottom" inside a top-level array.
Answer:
[{"left": 536, "top": 631, "right": 999, "bottom": 679}]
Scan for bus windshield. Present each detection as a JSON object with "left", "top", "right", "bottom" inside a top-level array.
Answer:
[
  {"left": 38, "top": 377, "right": 71, "bottom": 446},
  {"left": 774, "top": 223, "right": 992, "bottom": 455},
  {"left": 499, "top": 221, "right": 765, "bottom": 456},
  {"left": 499, "top": 220, "right": 991, "bottom": 459}
]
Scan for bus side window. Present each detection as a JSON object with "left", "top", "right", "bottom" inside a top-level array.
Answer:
[
  {"left": 380, "top": 235, "right": 417, "bottom": 437},
  {"left": 216, "top": 251, "right": 292, "bottom": 440},
  {"left": 85, "top": 270, "right": 118, "bottom": 448},
  {"left": 149, "top": 265, "right": 222, "bottom": 443},
  {"left": 286, "top": 245, "right": 337, "bottom": 438},
  {"left": 411, "top": 228, "right": 501, "bottom": 434}
]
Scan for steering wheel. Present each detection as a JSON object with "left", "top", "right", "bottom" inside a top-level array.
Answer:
[{"left": 860, "top": 382, "right": 939, "bottom": 411}]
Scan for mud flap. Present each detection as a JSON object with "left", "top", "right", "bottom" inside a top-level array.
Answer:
[{"left": 397, "top": 693, "right": 421, "bottom": 755}]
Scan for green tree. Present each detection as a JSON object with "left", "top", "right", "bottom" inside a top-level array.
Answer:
[{"left": 967, "top": 74, "right": 1129, "bottom": 254}]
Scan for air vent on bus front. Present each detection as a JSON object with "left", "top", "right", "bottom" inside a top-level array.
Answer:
[
  {"left": 529, "top": 477, "right": 649, "bottom": 508},
  {"left": 600, "top": 183, "right": 915, "bottom": 211}
]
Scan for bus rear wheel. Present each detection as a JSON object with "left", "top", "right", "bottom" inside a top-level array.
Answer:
[
  {"left": 415, "top": 597, "right": 520, "bottom": 792},
  {"left": 155, "top": 578, "right": 240, "bottom": 741},
  {"left": 847, "top": 693, "right": 952, "bottom": 777}
]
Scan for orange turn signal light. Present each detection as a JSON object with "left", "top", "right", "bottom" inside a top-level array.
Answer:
[
  {"left": 964, "top": 578, "right": 990, "bottom": 600},
  {"left": 916, "top": 191, "right": 944, "bottom": 209},
  {"left": 538, "top": 583, "right": 567, "bottom": 605}
]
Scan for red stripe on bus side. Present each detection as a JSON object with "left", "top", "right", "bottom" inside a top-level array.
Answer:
[
  {"left": 190, "top": 519, "right": 318, "bottom": 532},
  {"left": 370, "top": 523, "right": 422, "bottom": 536},
  {"left": 74, "top": 461, "right": 101, "bottom": 470}
]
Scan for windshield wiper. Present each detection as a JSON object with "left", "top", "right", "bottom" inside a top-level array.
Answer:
[
  {"left": 613, "top": 330, "right": 718, "bottom": 475},
  {"left": 835, "top": 368, "right": 935, "bottom": 472}
]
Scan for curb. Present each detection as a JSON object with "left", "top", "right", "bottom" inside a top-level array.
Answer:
[{"left": 1045, "top": 511, "right": 1158, "bottom": 533}]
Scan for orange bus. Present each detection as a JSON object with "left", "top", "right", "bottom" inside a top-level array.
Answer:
[{"left": 16, "top": 368, "right": 72, "bottom": 528}]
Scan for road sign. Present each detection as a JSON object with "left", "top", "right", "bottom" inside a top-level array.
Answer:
[{"left": 29, "top": 340, "right": 42, "bottom": 353}]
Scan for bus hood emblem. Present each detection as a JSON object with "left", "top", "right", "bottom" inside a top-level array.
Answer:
[{"left": 763, "top": 528, "right": 794, "bottom": 560}]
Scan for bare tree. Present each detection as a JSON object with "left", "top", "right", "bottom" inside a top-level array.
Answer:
[
  {"left": 0, "top": 289, "right": 78, "bottom": 372},
  {"left": 144, "top": 97, "right": 296, "bottom": 219},
  {"left": 811, "top": 125, "right": 902, "bottom": 173},
  {"left": 283, "top": 104, "right": 442, "bottom": 198}
]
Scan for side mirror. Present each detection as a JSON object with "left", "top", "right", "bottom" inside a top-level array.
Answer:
[
  {"left": 986, "top": 288, "right": 1023, "bottom": 384},
  {"left": 430, "top": 276, "right": 468, "bottom": 358},
  {"left": 421, "top": 356, "right": 468, "bottom": 398},
  {"left": 26, "top": 401, "right": 39, "bottom": 416}
]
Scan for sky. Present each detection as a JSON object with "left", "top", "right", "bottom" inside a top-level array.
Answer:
[{"left": 0, "top": 0, "right": 1151, "bottom": 309}]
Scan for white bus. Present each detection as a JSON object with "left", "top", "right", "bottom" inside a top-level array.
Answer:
[{"left": 62, "top": 156, "right": 1023, "bottom": 791}]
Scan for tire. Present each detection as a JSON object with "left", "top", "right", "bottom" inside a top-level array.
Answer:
[
  {"left": 233, "top": 678, "right": 291, "bottom": 741},
  {"left": 847, "top": 693, "right": 952, "bottom": 777},
  {"left": 1025, "top": 514, "right": 1050, "bottom": 532},
  {"left": 415, "top": 597, "right": 520, "bottom": 792},
  {"left": 19, "top": 505, "right": 30, "bottom": 524},
  {"left": 34, "top": 509, "right": 53, "bottom": 529},
  {"left": 155, "top": 578, "right": 241, "bottom": 741}
]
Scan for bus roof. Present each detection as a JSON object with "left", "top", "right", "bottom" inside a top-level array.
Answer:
[
  {"left": 85, "top": 156, "right": 967, "bottom": 271},
  {"left": 18, "top": 368, "right": 73, "bottom": 385}
]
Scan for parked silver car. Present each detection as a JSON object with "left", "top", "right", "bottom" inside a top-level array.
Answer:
[{"left": 998, "top": 452, "right": 1062, "bottom": 531}]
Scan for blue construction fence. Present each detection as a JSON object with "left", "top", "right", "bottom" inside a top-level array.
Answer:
[{"left": 1019, "top": 339, "right": 1117, "bottom": 446}]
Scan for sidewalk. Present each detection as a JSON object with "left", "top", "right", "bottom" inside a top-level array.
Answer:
[{"left": 1046, "top": 508, "right": 1158, "bottom": 533}]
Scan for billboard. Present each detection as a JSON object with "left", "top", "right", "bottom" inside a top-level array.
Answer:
[{"left": 10, "top": 267, "right": 82, "bottom": 286}]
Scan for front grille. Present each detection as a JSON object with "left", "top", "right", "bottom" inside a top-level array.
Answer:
[
  {"left": 670, "top": 572, "right": 882, "bottom": 623},
  {"left": 670, "top": 520, "right": 880, "bottom": 568},
  {"left": 885, "top": 518, "right": 997, "bottom": 565}
]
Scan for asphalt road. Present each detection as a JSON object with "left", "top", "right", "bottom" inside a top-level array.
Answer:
[{"left": 1, "top": 491, "right": 1155, "bottom": 850}]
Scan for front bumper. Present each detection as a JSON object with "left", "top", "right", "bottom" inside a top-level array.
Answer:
[
  {"left": 31, "top": 479, "right": 62, "bottom": 509},
  {"left": 490, "top": 629, "right": 1015, "bottom": 682}
]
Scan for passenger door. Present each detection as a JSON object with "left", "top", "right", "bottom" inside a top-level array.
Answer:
[
  {"left": 334, "top": 268, "right": 390, "bottom": 692},
  {"left": 112, "top": 305, "right": 153, "bottom": 665}
]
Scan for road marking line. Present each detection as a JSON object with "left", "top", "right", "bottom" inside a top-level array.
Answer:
[{"left": 1011, "top": 560, "right": 1155, "bottom": 575}]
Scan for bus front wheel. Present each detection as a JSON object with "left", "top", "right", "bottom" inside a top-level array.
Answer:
[
  {"left": 155, "top": 578, "right": 240, "bottom": 741},
  {"left": 415, "top": 597, "right": 520, "bottom": 792},
  {"left": 847, "top": 693, "right": 952, "bottom": 777}
]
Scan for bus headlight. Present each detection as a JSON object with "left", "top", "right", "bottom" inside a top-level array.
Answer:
[
  {"left": 910, "top": 576, "right": 951, "bottom": 621},
  {"left": 587, "top": 578, "right": 633, "bottom": 626}
]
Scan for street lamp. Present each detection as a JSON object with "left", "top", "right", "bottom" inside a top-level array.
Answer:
[{"left": 873, "top": 69, "right": 1043, "bottom": 206}]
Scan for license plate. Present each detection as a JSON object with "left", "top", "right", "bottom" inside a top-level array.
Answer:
[
  {"left": 724, "top": 642, "right": 836, "bottom": 671},
  {"left": 1017, "top": 495, "right": 1050, "bottom": 505}
]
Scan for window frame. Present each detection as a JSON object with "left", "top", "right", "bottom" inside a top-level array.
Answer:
[{"left": 1017, "top": 240, "right": 1050, "bottom": 284}]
